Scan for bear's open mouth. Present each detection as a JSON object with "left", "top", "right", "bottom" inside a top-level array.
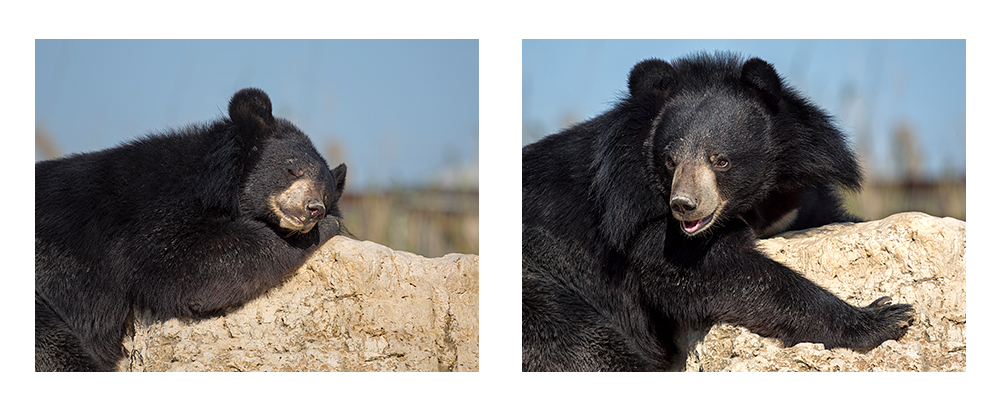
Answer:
[{"left": 681, "top": 213, "right": 714, "bottom": 235}]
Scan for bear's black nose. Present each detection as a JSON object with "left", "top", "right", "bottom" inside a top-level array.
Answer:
[
  {"left": 305, "top": 200, "right": 326, "bottom": 220},
  {"left": 670, "top": 195, "right": 697, "bottom": 215}
]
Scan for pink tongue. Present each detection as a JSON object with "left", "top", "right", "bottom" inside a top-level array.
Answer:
[{"left": 682, "top": 219, "right": 702, "bottom": 233}]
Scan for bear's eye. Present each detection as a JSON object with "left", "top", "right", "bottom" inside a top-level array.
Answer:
[
  {"left": 287, "top": 168, "right": 304, "bottom": 178},
  {"left": 664, "top": 157, "right": 676, "bottom": 170},
  {"left": 712, "top": 156, "right": 730, "bottom": 171}
]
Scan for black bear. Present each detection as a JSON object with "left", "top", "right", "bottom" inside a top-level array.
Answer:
[
  {"left": 35, "top": 88, "right": 347, "bottom": 371},
  {"left": 522, "top": 52, "right": 914, "bottom": 371}
]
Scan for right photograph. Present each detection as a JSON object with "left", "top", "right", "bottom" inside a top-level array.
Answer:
[{"left": 521, "top": 40, "right": 966, "bottom": 372}]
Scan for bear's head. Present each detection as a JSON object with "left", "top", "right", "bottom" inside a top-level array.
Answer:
[
  {"left": 227, "top": 88, "right": 347, "bottom": 237},
  {"left": 628, "top": 54, "right": 809, "bottom": 237}
]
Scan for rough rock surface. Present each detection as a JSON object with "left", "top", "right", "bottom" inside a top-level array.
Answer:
[
  {"left": 117, "top": 236, "right": 479, "bottom": 372},
  {"left": 683, "top": 212, "right": 966, "bottom": 372}
]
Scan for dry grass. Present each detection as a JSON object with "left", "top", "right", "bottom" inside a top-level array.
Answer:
[
  {"left": 845, "top": 178, "right": 966, "bottom": 222},
  {"left": 338, "top": 188, "right": 479, "bottom": 258}
]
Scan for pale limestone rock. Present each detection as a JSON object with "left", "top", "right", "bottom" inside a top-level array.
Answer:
[
  {"left": 118, "top": 236, "right": 478, "bottom": 372},
  {"left": 684, "top": 212, "right": 965, "bottom": 372}
]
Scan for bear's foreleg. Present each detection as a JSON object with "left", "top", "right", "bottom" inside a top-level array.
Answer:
[{"left": 700, "top": 234, "right": 914, "bottom": 351}]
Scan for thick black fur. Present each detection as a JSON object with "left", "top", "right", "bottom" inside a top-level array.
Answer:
[
  {"left": 522, "top": 52, "right": 914, "bottom": 371},
  {"left": 35, "top": 88, "right": 348, "bottom": 371}
]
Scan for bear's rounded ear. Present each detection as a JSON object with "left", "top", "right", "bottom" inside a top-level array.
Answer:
[
  {"left": 330, "top": 163, "right": 347, "bottom": 200},
  {"left": 628, "top": 59, "right": 675, "bottom": 98},
  {"left": 740, "top": 58, "right": 782, "bottom": 112},
  {"left": 228, "top": 88, "right": 276, "bottom": 139}
]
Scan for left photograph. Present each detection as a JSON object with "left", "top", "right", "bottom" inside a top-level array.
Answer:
[{"left": 34, "top": 40, "right": 479, "bottom": 372}]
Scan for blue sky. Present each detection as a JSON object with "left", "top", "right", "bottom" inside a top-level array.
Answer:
[
  {"left": 523, "top": 39, "right": 966, "bottom": 180},
  {"left": 35, "top": 40, "right": 479, "bottom": 190}
]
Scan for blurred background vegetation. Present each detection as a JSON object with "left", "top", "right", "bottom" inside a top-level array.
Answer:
[
  {"left": 322, "top": 137, "right": 479, "bottom": 258},
  {"left": 844, "top": 121, "right": 965, "bottom": 221},
  {"left": 339, "top": 188, "right": 479, "bottom": 257}
]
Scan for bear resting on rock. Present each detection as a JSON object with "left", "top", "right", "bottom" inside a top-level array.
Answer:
[
  {"left": 521, "top": 52, "right": 915, "bottom": 371},
  {"left": 35, "top": 88, "right": 347, "bottom": 372}
]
